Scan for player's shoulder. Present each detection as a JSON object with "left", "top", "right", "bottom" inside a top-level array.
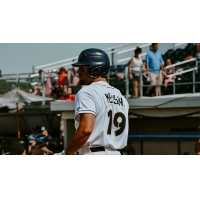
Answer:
[
  {"left": 77, "top": 84, "right": 96, "bottom": 94},
  {"left": 76, "top": 85, "right": 98, "bottom": 100}
]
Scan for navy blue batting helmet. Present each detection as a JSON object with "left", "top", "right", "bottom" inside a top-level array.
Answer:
[{"left": 72, "top": 48, "right": 110, "bottom": 78}]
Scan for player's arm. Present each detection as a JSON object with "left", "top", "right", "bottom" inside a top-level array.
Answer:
[{"left": 66, "top": 113, "right": 95, "bottom": 155}]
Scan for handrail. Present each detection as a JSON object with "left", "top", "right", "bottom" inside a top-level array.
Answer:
[
  {"left": 33, "top": 43, "right": 146, "bottom": 72},
  {"left": 105, "top": 43, "right": 150, "bottom": 55},
  {"left": 165, "top": 58, "right": 196, "bottom": 69},
  {"left": 33, "top": 44, "right": 130, "bottom": 72},
  {"left": 167, "top": 67, "right": 197, "bottom": 78},
  {"left": 117, "top": 43, "right": 151, "bottom": 55},
  {"left": 32, "top": 43, "right": 187, "bottom": 73},
  {"left": 104, "top": 43, "right": 129, "bottom": 51},
  {"left": 174, "top": 43, "right": 187, "bottom": 47},
  {"left": 117, "top": 52, "right": 147, "bottom": 63},
  {"left": 40, "top": 61, "right": 75, "bottom": 72},
  {"left": 34, "top": 56, "right": 78, "bottom": 70}
]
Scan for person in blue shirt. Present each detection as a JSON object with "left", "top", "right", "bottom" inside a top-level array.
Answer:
[
  {"left": 31, "top": 127, "right": 54, "bottom": 155},
  {"left": 145, "top": 43, "right": 165, "bottom": 96}
]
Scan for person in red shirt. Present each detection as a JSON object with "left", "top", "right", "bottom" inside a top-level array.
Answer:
[
  {"left": 51, "top": 67, "right": 68, "bottom": 86},
  {"left": 61, "top": 86, "right": 76, "bottom": 101}
]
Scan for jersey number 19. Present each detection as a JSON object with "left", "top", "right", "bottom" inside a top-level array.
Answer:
[{"left": 107, "top": 109, "right": 126, "bottom": 137}]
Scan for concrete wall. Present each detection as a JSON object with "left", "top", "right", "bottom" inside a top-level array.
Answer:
[
  {"left": 129, "top": 118, "right": 199, "bottom": 135},
  {"left": 130, "top": 140, "right": 197, "bottom": 155},
  {"left": 0, "top": 105, "right": 61, "bottom": 137},
  {"left": 128, "top": 117, "right": 199, "bottom": 155},
  {"left": 63, "top": 117, "right": 199, "bottom": 155}
]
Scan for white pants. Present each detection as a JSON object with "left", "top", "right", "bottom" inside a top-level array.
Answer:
[{"left": 78, "top": 146, "right": 121, "bottom": 155}]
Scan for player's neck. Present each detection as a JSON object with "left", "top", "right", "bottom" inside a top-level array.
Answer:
[{"left": 92, "top": 76, "right": 107, "bottom": 83}]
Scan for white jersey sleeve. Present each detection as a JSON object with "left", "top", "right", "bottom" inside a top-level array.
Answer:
[{"left": 75, "top": 90, "right": 96, "bottom": 122}]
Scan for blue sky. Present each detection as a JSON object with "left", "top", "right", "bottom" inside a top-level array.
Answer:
[
  {"left": 0, "top": 43, "right": 184, "bottom": 74},
  {"left": 0, "top": 43, "right": 122, "bottom": 74}
]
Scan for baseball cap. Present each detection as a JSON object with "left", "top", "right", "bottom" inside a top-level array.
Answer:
[{"left": 41, "top": 126, "right": 47, "bottom": 131}]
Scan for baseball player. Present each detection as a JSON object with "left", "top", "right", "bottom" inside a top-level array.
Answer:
[{"left": 55, "top": 48, "right": 129, "bottom": 155}]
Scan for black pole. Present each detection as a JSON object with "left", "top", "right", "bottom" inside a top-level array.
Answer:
[
  {"left": 111, "top": 48, "right": 115, "bottom": 65},
  {"left": 178, "top": 140, "right": 180, "bottom": 155},
  {"left": 141, "top": 140, "right": 143, "bottom": 155}
]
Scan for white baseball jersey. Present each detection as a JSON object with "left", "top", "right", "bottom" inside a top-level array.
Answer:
[{"left": 74, "top": 81, "right": 129, "bottom": 150}]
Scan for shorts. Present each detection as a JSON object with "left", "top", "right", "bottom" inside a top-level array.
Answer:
[
  {"left": 132, "top": 71, "right": 141, "bottom": 82},
  {"left": 150, "top": 73, "right": 162, "bottom": 85}
]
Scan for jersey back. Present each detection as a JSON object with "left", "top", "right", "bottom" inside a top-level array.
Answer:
[{"left": 74, "top": 81, "right": 129, "bottom": 150}]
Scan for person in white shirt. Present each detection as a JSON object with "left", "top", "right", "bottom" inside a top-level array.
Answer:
[
  {"left": 55, "top": 48, "right": 129, "bottom": 155},
  {"left": 128, "top": 47, "right": 144, "bottom": 98}
]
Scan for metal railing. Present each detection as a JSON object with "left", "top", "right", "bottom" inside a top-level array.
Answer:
[
  {"left": 1, "top": 44, "right": 198, "bottom": 101},
  {"left": 124, "top": 57, "right": 199, "bottom": 98},
  {"left": 1, "top": 63, "right": 199, "bottom": 101},
  {"left": 32, "top": 43, "right": 132, "bottom": 73},
  {"left": 32, "top": 43, "right": 185, "bottom": 73}
]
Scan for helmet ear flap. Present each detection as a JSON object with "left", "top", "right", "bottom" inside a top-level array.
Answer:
[{"left": 88, "top": 66, "right": 102, "bottom": 78}]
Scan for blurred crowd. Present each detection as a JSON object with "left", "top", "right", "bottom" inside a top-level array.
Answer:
[
  {"left": 29, "top": 67, "right": 82, "bottom": 102},
  {"left": 127, "top": 43, "right": 200, "bottom": 97},
  {"left": 28, "top": 43, "right": 200, "bottom": 100},
  {"left": 21, "top": 125, "right": 64, "bottom": 155}
]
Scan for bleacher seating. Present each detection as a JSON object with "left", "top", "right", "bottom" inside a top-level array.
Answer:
[
  {"left": 162, "top": 43, "right": 196, "bottom": 65},
  {"left": 108, "top": 43, "right": 198, "bottom": 96}
]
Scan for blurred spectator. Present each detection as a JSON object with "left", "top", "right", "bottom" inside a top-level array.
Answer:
[
  {"left": 120, "top": 140, "right": 135, "bottom": 155},
  {"left": 164, "top": 58, "right": 173, "bottom": 87},
  {"left": 175, "top": 62, "right": 183, "bottom": 76},
  {"left": 37, "top": 70, "right": 44, "bottom": 86},
  {"left": 50, "top": 67, "right": 68, "bottom": 99},
  {"left": 145, "top": 43, "right": 165, "bottom": 96},
  {"left": 34, "top": 70, "right": 44, "bottom": 95},
  {"left": 128, "top": 47, "right": 144, "bottom": 98},
  {"left": 184, "top": 43, "right": 200, "bottom": 61},
  {"left": 28, "top": 125, "right": 41, "bottom": 144},
  {"left": 51, "top": 67, "right": 68, "bottom": 87},
  {"left": 195, "top": 43, "right": 200, "bottom": 60},
  {"left": 116, "top": 73, "right": 125, "bottom": 79},
  {"left": 61, "top": 86, "right": 76, "bottom": 101},
  {"left": 165, "top": 61, "right": 183, "bottom": 88},
  {"left": 21, "top": 125, "right": 41, "bottom": 155},
  {"left": 45, "top": 71, "right": 52, "bottom": 97},
  {"left": 32, "top": 126, "right": 54, "bottom": 155},
  {"left": 70, "top": 68, "right": 81, "bottom": 94},
  {"left": 50, "top": 138, "right": 64, "bottom": 154},
  {"left": 29, "top": 70, "right": 44, "bottom": 96}
]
